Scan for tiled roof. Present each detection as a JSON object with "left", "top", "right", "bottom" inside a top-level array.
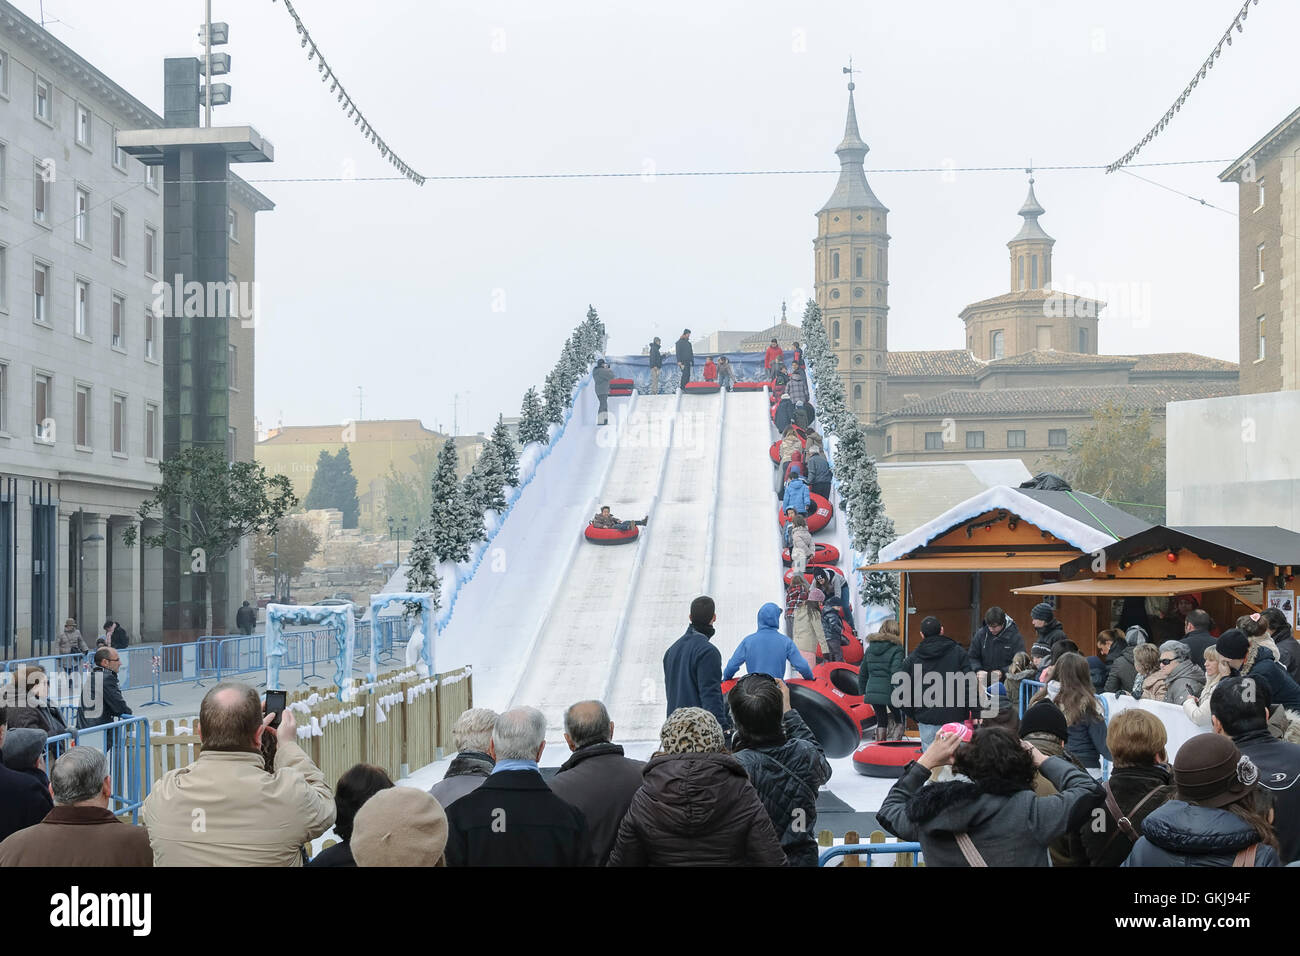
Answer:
[
  {"left": 739, "top": 320, "right": 801, "bottom": 349},
  {"left": 887, "top": 349, "right": 985, "bottom": 377},
  {"left": 960, "top": 288, "right": 1105, "bottom": 311},
  {"left": 985, "top": 350, "right": 1135, "bottom": 368},
  {"left": 260, "top": 419, "right": 442, "bottom": 444},
  {"left": 1128, "top": 352, "right": 1238, "bottom": 373},
  {"left": 882, "top": 382, "right": 1238, "bottom": 418}
]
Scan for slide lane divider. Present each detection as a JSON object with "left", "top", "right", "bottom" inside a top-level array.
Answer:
[{"left": 700, "top": 388, "right": 727, "bottom": 595}]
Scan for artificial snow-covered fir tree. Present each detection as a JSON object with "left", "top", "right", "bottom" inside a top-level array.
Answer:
[
  {"left": 404, "top": 523, "right": 442, "bottom": 610},
  {"left": 558, "top": 336, "right": 586, "bottom": 407},
  {"left": 518, "top": 387, "right": 549, "bottom": 446},
  {"left": 542, "top": 369, "right": 567, "bottom": 425},
  {"left": 467, "top": 445, "right": 508, "bottom": 515},
  {"left": 427, "top": 437, "right": 475, "bottom": 563},
  {"left": 457, "top": 465, "right": 489, "bottom": 544},
  {"left": 488, "top": 414, "right": 519, "bottom": 487}
]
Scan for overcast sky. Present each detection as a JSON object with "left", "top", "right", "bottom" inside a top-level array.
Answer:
[{"left": 19, "top": 0, "right": 1296, "bottom": 436}]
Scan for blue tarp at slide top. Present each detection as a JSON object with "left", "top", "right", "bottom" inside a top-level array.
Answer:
[{"left": 609, "top": 350, "right": 788, "bottom": 393}]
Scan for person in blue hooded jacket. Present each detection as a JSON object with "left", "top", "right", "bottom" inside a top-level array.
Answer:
[
  {"left": 723, "top": 604, "right": 814, "bottom": 682},
  {"left": 782, "top": 467, "right": 812, "bottom": 517}
]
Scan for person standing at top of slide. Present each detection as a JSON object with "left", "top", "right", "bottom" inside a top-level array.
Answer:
[
  {"left": 648, "top": 337, "right": 663, "bottom": 395},
  {"left": 676, "top": 329, "right": 694, "bottom": 390},
  {"left": 763, "top": 338, "right": 783, "bottom": 375}
]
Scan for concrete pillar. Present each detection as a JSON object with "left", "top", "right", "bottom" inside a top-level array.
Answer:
[
  {"left": 142, "top": 518, "right": 164, "bottom": 644},
  {"left": 111, "top": 519, "right": 141, "bottom": 641},
  {"left": 79, "top": 514, "right": 109, "bottom": 636},
  {"left": 57, "top": 511, "right": 72, "bottom": 639}
]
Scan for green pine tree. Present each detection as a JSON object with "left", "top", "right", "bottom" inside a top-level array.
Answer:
[
  {"left": 542, "top": 369, "right": 567, "bottom": 425},
  {"left": 428, "top": 437, "right": 474, "bottom": 563},
  {"left": 518, "top": 387, "right": 549, "bottom": 445},
  {"left": 301, "top": 449, "right": 337, "bottom": 512},
  {"left": 334, "top": 445, "right": 361, "bottom": 529},
  {"left": 488, "top": 414, "right": 520, "bottom": 487}
]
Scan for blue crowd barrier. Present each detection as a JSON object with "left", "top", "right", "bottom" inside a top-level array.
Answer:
[
  {"left": 42, "top": 716, "right": 151, "bottom": 824},
  {"left": 819, "top": 842, "right": 924, "bottom": 866}
]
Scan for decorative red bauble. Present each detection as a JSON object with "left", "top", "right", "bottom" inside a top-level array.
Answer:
[{"left": 1166, "top": 551, "right": 1178, "bottom": 562}]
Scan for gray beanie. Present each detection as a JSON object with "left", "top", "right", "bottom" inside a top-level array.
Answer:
[{"left": 2, "top": 728, "right": 48, "bottom": 770}]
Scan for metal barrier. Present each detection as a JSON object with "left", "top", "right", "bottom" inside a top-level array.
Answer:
[
  {"left": 1019, "top": 679, "right": 1045, "bottom": 717},
  {"left": 819, "top": 842, "right": 924, "bottom": 866},
  {"left": 42, "top": 716, "right": 151, "bottom": 824}
]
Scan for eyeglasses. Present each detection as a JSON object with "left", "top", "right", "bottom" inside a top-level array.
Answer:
[{"left": 1160, "top": 658, "right": 1176, "bottom": 665}]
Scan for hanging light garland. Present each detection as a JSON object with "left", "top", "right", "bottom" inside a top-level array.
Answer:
[
  {"left": 272, "top": 0, "right": 425, "bottom": 185},
  {"left": 1106, "top": 0, "right": 1262, "bottom": 174}
]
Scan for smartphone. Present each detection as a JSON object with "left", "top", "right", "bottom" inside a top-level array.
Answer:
[{"left": 265, "top": 689, "right": 287, "bottom": 728}]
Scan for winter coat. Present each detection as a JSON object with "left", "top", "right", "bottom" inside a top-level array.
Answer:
[
  {"left": 549, "top": 742, "right": 646, "bottom": 866},
  {"left": 732, "top": 711, "right": 832, "bottom": 867},
  {"left": 702, "top": 359, "right": 718, "bottom": 382},
  {"left": 859, "top": 633, "right": 906, "bottom": 707},
  {"left": 1080, "top": 763, "right": 1175, "bottom": 867},
  {"left": 787, "top": 370, "right": 809, "bottom": 404},
  {"left": 0, "top": 763, "right": 53, "bottom": 845},
  {"left": 675, "top": 336, "right": 693, "bottom": 367},
  {"left": 773, "top": 400, "right": 793, "bottom": 434},
  {"left": 1235, "top": 646, "right": 1300, "bottom": 710},
  {"left": 1088, "top": 655, "right": 1110, "bottom": 692},
  {"left": 1104, "top": 645, "right": 1138, "bottom": 696},
  {"left": 1182, "top": 673, "right": 1223, "bottom": 726},
  {"left": 877, "top": 756, "right": 1103, "bottom": 867},
  {"left": 785, "top": 579, "right": 809, "bottom": 621},
  {"left": 791, "top": 602, "right": 827, "bottom": 657},
  {"left": 779, "top": 433, "right": 802, "bottom": 466},
  {"left": 7, "top": 704, "right": 68, "bottom": 738},
  {"left": 428, "top": 750, "right": 494, "bottom": 809},
  {"left": 792, "top": 402, "right": 813, "bottom": 429},
  {"left": 764, "top": 344, "right": 784, "bottom": 371},
  {"left": 803, "top": 450, "right": 832, "bottom": 488},
  {"left": 724, "top": 603, "right": 812, "bottom": 680},
  {"left": 607, "top": 752, "right": 786, "bottom": 867},
  {"left": 1005, "top": 665, "right": 1038, "bottom": 704},
  {"left": 1024, "top": 732, "right": 1099, "bottom": 867},
  {"left": 1182, "top": 628, "right": 1216, "bottom": 668},
  {"left": 1034, "top": 619, "right": 1067, "bottom": 650},
  {"left": 593, "top": 365, "right": 614, "bottom": 396},
  {"left": 821, "top": 604, "right": 846, "bottom": 655},
  {"left": 1063, "top": 714, "right": 1110, "bottom": 769},
  {"left": 789, "top": 525, "right": 813, "bottom": 562},
  {"left": 444, "top": 769, "right": 593, "bottom": 867},
  {"left": 1141, "top": 670, "right": 1167, "bottom": 702},
  {"left": 0, "top": 805, "right": 153, "bottom": 867},
  {"left": 105, "top": 622, "right": 130, "bottom": 650},
  {"left": 1232, "top": 728, "right": 1300, "bottom": 864},
  {"left": 1123, "top": 801, "right": 1281, "bottom": 867},
  {"left": 782, "top": 478, "right": 811, "bottom": 516},
  {"left": 56, "top": 628, "right": 87, "bottom": 657},
  {"left": 1271, "top": 623, "right": 1300, "bottom": 680},
  {"left": 663, "top": 625, "right": 729, "bottom": 731},
  {"left": 898, "top": 634, "right": 975, "bottom": 725},
  {"left": 77, "top": 667, "right": 132, "bottom": 729},
  {"left": 968, "top": 620, "right": 1027, "bottom": 675},
  {"left": 141, "top": 740, "right": 335, "bottom": 866},
  {"left": 305, "top": 840, "right": 355, "bottom": 867},
  {"left": 1162, "top": 659, "right": 1206, "bottom": 706},
  {"left": 648, "top": 342, "right": 663, "bottom": 369},
  {"left": 718, "top": 359, "right": 733, "bottom": 386}
]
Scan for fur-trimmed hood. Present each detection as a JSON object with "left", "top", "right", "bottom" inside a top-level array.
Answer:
[
  {"left": 866, "top": 630, "right": 901, "bottom": 647},
  {"left": 904, "top": 775, "right": 1033, "bottom": 829}
]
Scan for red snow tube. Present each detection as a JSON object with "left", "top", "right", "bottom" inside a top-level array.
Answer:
[
  {"left": 684, "top": 381, "right": 721, "bottom": 394},
  {"left": 786, "top": 679, "right": 861, "bottom": 758},
  {"left": 609, "top": 389, "right": 633, "bottom": 397},
  {"left": 733, "top": 381, "right": 770, "bottom": 392},
  {"left": 583, "top": 525, "right": 639, "bottom": 545},
  {"left": 610, "top": 378, "right": 633, "bottom": 389},
  {"left": 781, "top": 543, "right": 840, "bottom": 567},
  {"left": 814, "top": 663, "right": 875, "bottom": 732},
  {"left": 853, "top": 740, "right": 924, "bottom": 777},
  {"left": 777, "top": 495, "right": 832, "bottom": 533}
]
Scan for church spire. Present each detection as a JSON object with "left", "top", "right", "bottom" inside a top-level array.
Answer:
[
  {"left": 1008, "top": 169, "right": 1054, "bottom": 291},
  {"left": 820, "top": 60, "right": 885, "bottom": 213},
  {"left": 1011, "top": 170, "right": 1052, "bottom": 243}
]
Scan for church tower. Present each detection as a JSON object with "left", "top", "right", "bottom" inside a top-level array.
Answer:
[
  {"left": 1008, "top": 175, "right": 1054, "bottom": 293},
  {"left": 813, "top": 67, "right": 889, "bottom": 423}
]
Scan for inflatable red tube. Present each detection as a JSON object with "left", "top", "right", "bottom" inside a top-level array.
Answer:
[
  {"left": 852, "top": 740, "right": 924, "bottom": 777},
  {"left": 609, "top": 388, "right": 633, "bottom": 396},
  {"left": 584, "top": 525, "right": 639, "bottom": 545},
  {"left": 777, "top": 494, "right": 833, "bottom": 533},
  {"left": 684, "top": 381, "right": 721, "bottom": 394},
  {"left": 733, "top": 381, "right": 770, "bottom": 392},
  {"left": 610, "top": 378, "right": 633, "bottom": 389},
  {"left": 781, "top": 543, "right": 840, "bottom": 567},
  {"left": 786, "top": 679, "right": 860, "bottom": 758},
  {"left": 783, "top": 564, "right": 845, "bottom": 588}
]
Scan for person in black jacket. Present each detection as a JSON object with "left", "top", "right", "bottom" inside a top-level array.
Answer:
[
  {"left": 444, "top": 707, "right": 593, "bottom": 866},
  {"left": 1040, "top": 653, "right": 1110, "bottom": 775},
  {"left": 648, "top": 337, "right": 663, "bottom": 394},
  {"left": 1030, "top": 602, "right": 1066, "bottom": 650},
  {"left": 307, "top": 763, "right": 394, "bottom": 867},
  {"left": 662, "top": 596, "right": 729, "bottom": 733},
  {"left": 5, "top": 665, "right": 69, "bottom": 740},
  {"left": 1181, "top": 609, "right": 1217, "bottom": 669},
  {"left": 235, "top": 600, "right": 257, "bottom": 636},
  {"left": 1217, "top": 628, "right": 1300, "bottom": 710},
  {"left": 897, "top": 616, "right": 977, "bottom": 750},
  {"left": 1263, "top": 607, "right": 1300, "bottom": 679},
  {"left": 102, "top": 620, "right": 130, "bottom": 650},
  {"left": 77, "top": 648, "right": 132, "bottom": 730},
  {"left": 1104, "top": 625, "right": 1147, "bottom": 695},
  {"left": 729, "top": 675, "right": 832, "bottom": 867},
  {"left": 968, "top": 607, "right": 1026, "bottom": 684},
  {"left": 1211, "top": 676, "right": 1300, "bottom": 864},
  {"left": 1080, "top": 709, "right": 1174, "bottom": 866},
  {"left": 549, "top": 700, "right": 646, "bottom": 866},
  {"left": 675, "top": 329, "right": 694, "bottom": 389},
  {"left": 593, "top": 359, "right": 614, "bottom": 425},
  {"left": 0, "top": 710, "right": 54, "bottom": 843}
]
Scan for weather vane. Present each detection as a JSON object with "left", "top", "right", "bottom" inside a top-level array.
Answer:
[
  {"left": 1026, "top": 158, "right": 1034, "bottom": 184},
  {"left": 843, "top": 57, "right": 860, "bottom": 91}
]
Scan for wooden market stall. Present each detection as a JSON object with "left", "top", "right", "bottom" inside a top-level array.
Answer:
[
  {"left": 862, "top": 485, "right": 1153, "bottom": 654},
  {"left": 1012, "top": 525, "right": 1300, "bottom": 639}
]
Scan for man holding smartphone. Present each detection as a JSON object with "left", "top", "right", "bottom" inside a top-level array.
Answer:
[{"left": 142, "top": 682, "right": 335, "bottom": 866}]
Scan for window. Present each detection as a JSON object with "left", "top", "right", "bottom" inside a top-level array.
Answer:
[
  {"left": 0, "top": 143, "right": 7, "bottom": 203},
  {"left": 228, "top": 343, "right": 238, "bottom": 389},
  {"left": 1257, "top": 315, "right": 1266, "bottom": 361},
  {"left": 33, "top": 163, "right": 50, "bottom": 223},
  {"left": 855, "top": 253, "right": 863, "bottom": 278},
  {"left": 74, "top": 280, "right": 90, "bottom": 337},
  {"left": 1077, "top": 328, "right": 1088, "bottom": 353},
  {"left": 1036, "top": 325, "right": 1052, "bottom": 351},
  {"left": 1018, "top": 256, "right": 1025, "bottom": 290},
  {"left": 113, "top": 128, "right": 126, "bottom": 171},
  {"left": 1031, "top": 255, "right": 1039, "bottom": 289},
  {"left": 924, "top": 432, "right": 944, "bottom": 451},
  {"left": 990, "top": 330, "right": 1004, "bottom": 359},
  {"left": 76, "top": 385, "right": 91, "bottom": 448},
  {"left": 145, "top": 403, "right": 158, "bottom": 460},
  {"left": 0, "top": 48, "right": 9, "bottom": 98},
  {"left": 75, "top": 104, "right": 92, "bottom": 148},
  {"left": 0, "top": 362, "right": 7, "bottom": 433},
  {"left": 34, "top": 373, "right": 51, "bottom": 439},
  {"left": 112, "top": 295, "right": 125, "bottom": 350},
  {"left": 1048, "top": 429, "right": 1067, "bottom": 448},
  {"left": 226, "top": 426, "right": 236, "bottom": 460},
  {"left": 144, "top": 310, "right": 156, "bottom": 359},
  {"left": 1007, "top": 429, "right": 1026, "bottom": 448},
  {"left": 144, "top": 225, "right": 157, "bottom": 276},
  {"left": 228, "top": 209, "right": 239, "bottom": 241},
  {"left": 112, "top": 395, "right": 126, "bottom": 455},
  {"left": 854, "top": 320, "right": 862, "bottom": 345},
  {"left": 0, "top": 243, "right": 7, "bottom": 311},
  {"left": 1257, "top": 243, "right": 1265, "bottom": 286},
  {"left": 965, "top": 431, "right": 985, "bottom": 449},
  {"left": 75, "top": 187, "right": 90, "bottom": 243},
  {"left": 33, "top": 262, "right": 49, "bottom": 324},
  {"left": 853, "top": 384, "right": 862, "bottom": 402},
  {"left": 1257, "top": 179, "right": 1265, "bottom": 211},
  {"left": 875, "top": 317, "right": 884, "bottom": 345},
  {"left": 876, "top": 248, "right": 883, "bottom": 277},
  {"left": 112, "top": 208, "right": 125, "bottom": 261},
  {"left": 34, "top": 76, "right": 51, "bottom": 122},
  {"left": 832, "top": 320, "right": 840, "bottom": 345},
  {"left": 145, "top": 164, "right": 159, "bottom": 190},
  {"left": 876, "top": 381, "right": 884, "bottom": 411},
  {"left": 885, "top": 435, "right": 892, "bottom": 454},
  {"left": 831, "top": 251, "right": 840, "bottom": 279}
]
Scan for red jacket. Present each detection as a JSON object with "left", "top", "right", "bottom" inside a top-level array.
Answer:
[
  {"left": 703, "top": 360, "right": 718, "bottom": 382},
  {"left": 764, "top": 345, "right": 784, "bottom": 370}
]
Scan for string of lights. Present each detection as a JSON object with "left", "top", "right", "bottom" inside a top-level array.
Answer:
[
  {"left": 1106, "top": 0, "right": 1262, "bottom": 173},
  {"left": 271, "top": 0, "right": 425, "bottom": 185}
]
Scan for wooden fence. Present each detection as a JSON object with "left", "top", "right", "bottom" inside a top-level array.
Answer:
[
  {"left": 816, "top": 828, "right": 923, "bottom": 867},
  {"left": 148, "top": 666, "right": 473, "bottom": 788}
]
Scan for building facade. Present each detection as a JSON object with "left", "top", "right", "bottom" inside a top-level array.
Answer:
[{"left": 1219, "top": 106, "right": 1300, "bottom": 394}]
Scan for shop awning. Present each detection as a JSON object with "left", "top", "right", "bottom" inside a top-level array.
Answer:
[
  {"left": 1011, "top": 578, "right": 1257, "bottom": 598},
  {"left": 860, "top": 554, "right": 1078, "bottom": 573}
]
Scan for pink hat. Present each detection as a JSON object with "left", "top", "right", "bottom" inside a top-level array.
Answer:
[
  {"left": 940, "top": 722, "right": 973, "bottom": 742},
  {"left": 807, "top": 588, "right": 825, "bottom": 603}
]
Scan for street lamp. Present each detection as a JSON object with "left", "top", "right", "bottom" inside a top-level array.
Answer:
[{"left": 386, "top": 516, "right": 408, "bottom": 566}]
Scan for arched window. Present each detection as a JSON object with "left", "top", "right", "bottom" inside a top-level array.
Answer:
[
  {"left": 853, "top": 384, "right": 862, "bottom": 403},
  {"left": 876, "top": 382, "right": 884, "bottom": 410},
  {"left": 832, "top": 251, "right": 840, "bottom": 278},
  {"left": 876, "top": 248, "right": 884, "bottom": 276},
  {"left": 854, "top": 320, "right": 863, "bottom": 345},
  {"left": 1018, "top": 256, "right": 1025, "bottom": 290},
  {"left": 991, "top": 330, "right": 1005, "bottom": 359},
  {"left": 875, "top": 317, "right": 884, "bottom": 344},
  {"left": 832, "top": 320, "right": 840, "bottom": 344},
  {"left": 1031, "top": 255, "right": 1039, "bottom": 289},
  {"left": 855, "top": 253, "right": 864, "bottom": 278}
]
